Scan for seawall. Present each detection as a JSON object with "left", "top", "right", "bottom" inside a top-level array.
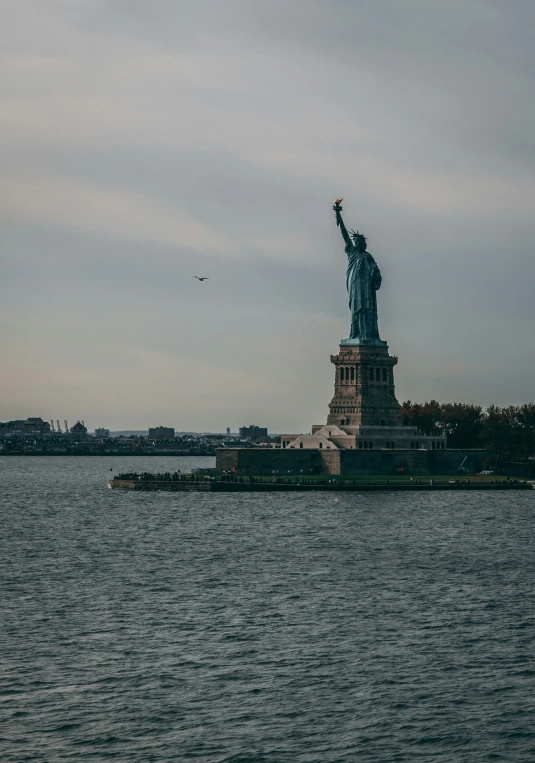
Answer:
[
  {"left": 109, "top": 479, "right": 532, "bottom": 493},
  {"left": 215, "top": 448, "right": 495, "bottom": 476}
]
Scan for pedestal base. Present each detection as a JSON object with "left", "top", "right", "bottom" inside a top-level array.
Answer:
[
  {"left": 340, "top": 338, "right": 387, "bottom": 346},
  {"left": 328, "top": 342, "right": 401, "bottom": 427}
]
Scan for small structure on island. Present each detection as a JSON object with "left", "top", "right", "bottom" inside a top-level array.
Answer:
[{"left": 217, "top": 200, "right": 489, "bottom": 477}]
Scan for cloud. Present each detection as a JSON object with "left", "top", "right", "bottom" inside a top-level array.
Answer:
[
  {"left": 1, "top": 0, "right": 534, "bottom": 427},
  {"left": 0, "top": 176, "right": 236, "bottom": 253}
]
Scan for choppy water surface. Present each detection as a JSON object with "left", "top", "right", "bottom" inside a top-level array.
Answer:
[{"left": 1, "top": 456, "right": 534, "bottom": 762}]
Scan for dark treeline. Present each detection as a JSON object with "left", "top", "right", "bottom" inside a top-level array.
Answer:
[{"left": 401, "top": 401, "right": 535, "bottom": 460}]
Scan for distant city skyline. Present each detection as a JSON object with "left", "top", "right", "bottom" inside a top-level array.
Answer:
[
  {"left": 0, "top": 416, "right": 266, "bottom": 437},
  {"left": 2, "top": 1, "right": 535, "bottom": 430}
]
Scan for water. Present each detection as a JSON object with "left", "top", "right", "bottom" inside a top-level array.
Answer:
[{"left": 1, "top": 456, "right": 534, "bottom": 762}]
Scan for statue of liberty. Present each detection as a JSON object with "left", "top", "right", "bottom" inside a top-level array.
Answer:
[{"left": 333, "top": 199, "right": 384, "bottom": 344}]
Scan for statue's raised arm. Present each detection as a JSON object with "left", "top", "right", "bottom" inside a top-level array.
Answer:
[{"left": 333, "top": 199, "right": 351, "bottom": 248}]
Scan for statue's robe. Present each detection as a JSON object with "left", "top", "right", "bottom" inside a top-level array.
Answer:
[{"left": 345, "top": 242, "right": 382, "bottom": 340}]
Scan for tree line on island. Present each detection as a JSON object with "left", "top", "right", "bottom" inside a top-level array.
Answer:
[{"left": 401, "top": 401, "right": 535, "bottom": 460}]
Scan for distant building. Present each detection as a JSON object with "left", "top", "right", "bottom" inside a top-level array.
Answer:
[
  {"left": 148, "top": 426, "right": 175, "bottom": 440},
  {"left": 239, "top": 425, "right": 268, "bottom": 440},
  {"left": 0, "top": 417, "right": 51, "bottom": 438},
  {"left": 69, "top": 421, "right": 88, "bottom": 440},
  {"left": 26, "top": 417, "right": 51, "bottom": 434},
  {"left": 94, "top": 428, "right": 110, "bottom": 439}
]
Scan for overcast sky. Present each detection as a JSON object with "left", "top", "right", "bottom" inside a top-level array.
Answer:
[{"left": 1, "top": 0, "right": 534, "bottom": 432}]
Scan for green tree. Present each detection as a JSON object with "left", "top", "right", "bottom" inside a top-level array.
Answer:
[
  {"left": 401, "top": 400, "right": 535, "bottom": 460},
  {"left": 400, "top": 400, "right": 441, "bottom": 435},
  {"left": 480, "top": 405, "right": 519, "bottom": 461},
  {"left": 513, "top": 403, "right": 535, "bottom": 460},
  {"left": 439, "top": 403, "right": 483, "bottom": 449}
]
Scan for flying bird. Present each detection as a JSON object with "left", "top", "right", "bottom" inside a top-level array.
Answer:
[{"left": 193, "top": 276, "right": 209, "bottom": 281}]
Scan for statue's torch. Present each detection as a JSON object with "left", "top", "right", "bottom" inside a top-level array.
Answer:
[{"left": 333, "top": 198, "right": 343, "bottom": 225}]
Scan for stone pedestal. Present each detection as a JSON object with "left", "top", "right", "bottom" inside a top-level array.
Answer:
[
  {"left": 327, "top": 342, "right": 402, "bottom": 428},
  {"left": 281, "top": 338, "right": 448, "bottom": 454}
]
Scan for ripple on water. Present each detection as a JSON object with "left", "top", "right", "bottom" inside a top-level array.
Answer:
[{"left": 1, "top": 456, "right": 534, "bottom": 762}]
